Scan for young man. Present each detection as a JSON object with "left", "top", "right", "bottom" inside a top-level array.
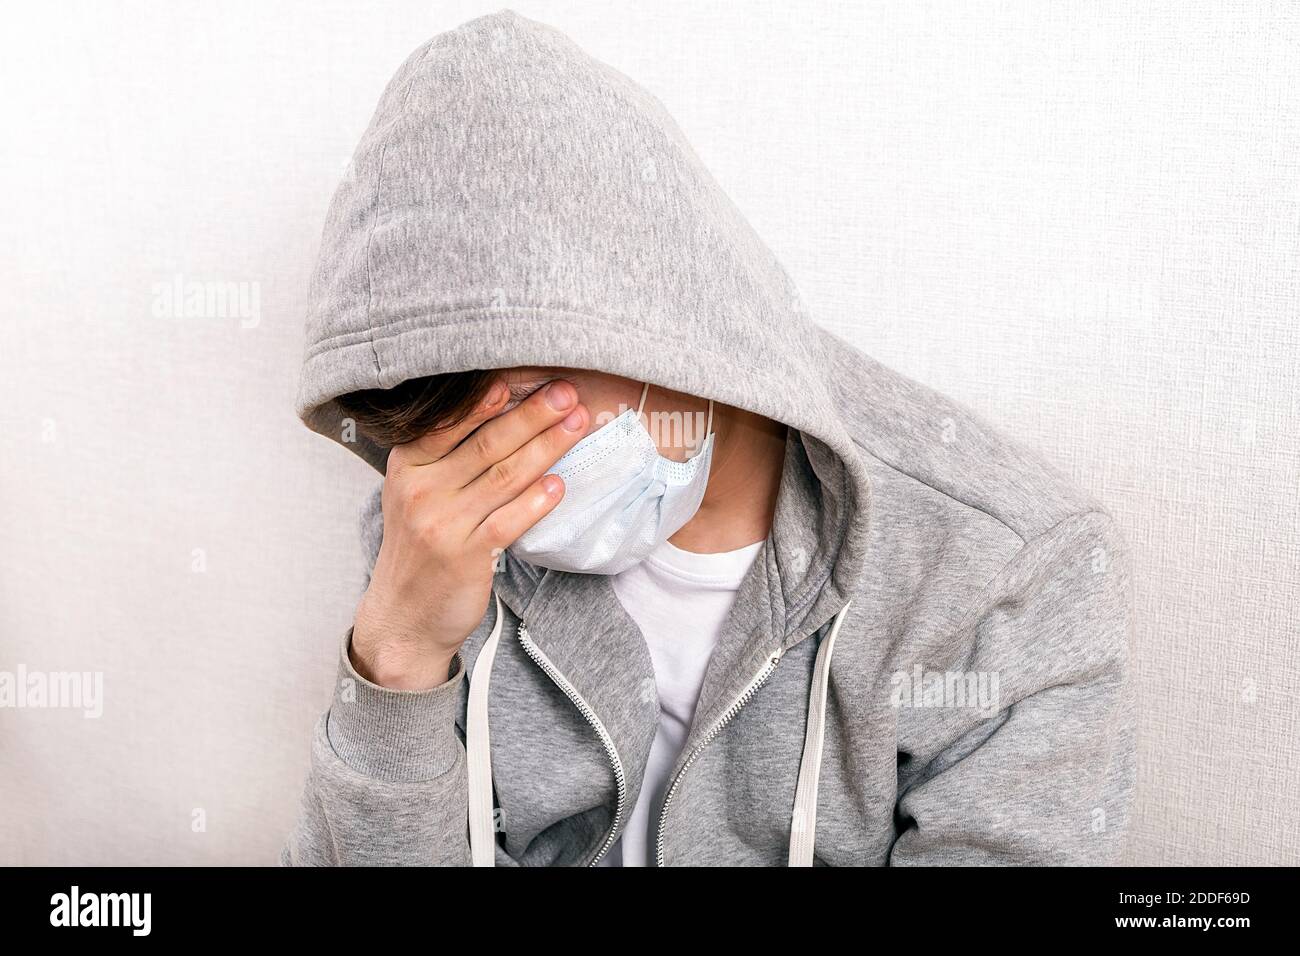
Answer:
[{"left": 285, "top": 11, "right": 1135, "bottom": 866}]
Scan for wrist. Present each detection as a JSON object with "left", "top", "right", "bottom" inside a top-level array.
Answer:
[{"left": 348, "top": 633, "right": 458, "bottom": 691}]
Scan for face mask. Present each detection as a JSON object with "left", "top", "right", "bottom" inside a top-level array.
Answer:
[{"left": 508, "top": 382, "right": 715, "bottom": 575}]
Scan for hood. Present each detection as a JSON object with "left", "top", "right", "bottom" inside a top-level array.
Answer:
[{"left": 297, "top": 8, "right": 872, "bottom": 631}]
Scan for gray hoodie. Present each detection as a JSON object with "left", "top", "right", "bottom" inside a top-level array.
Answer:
[{"left": 285, "top": 9, "right": 1136, "bottom": 866}]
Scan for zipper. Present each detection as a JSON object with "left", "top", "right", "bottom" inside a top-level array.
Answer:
[
  {"left": 653, "top": 648, "right": 784, "bottom": 866},
  {"left": 516, "top": 621, "right": 627, "bottom": 867}
]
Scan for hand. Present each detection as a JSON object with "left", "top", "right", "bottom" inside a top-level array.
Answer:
[{"left": 350, "top": 378, "right": 588, "bottom": 689}]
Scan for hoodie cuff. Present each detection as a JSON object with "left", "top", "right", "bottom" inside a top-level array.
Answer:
[{"left": 325, "top": 628, "right": 466, "bottom": 783}]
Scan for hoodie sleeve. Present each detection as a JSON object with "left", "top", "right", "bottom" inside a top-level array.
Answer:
[
  {"left": 280, "top": 484, "right": 473, "bottom": 866},
  {"left": 279, "top": 632, "right": 472, "bottom": 866},
  {"left": 889, "top": 509, "right": 1137, "bottom": 866}
]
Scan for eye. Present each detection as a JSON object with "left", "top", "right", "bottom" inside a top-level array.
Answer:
[
  {"left": 507, "top": 383, "right": 539, "bottom": 402},
  {"left": 497, "top": 379, "right": 552, "bottom": 413}
]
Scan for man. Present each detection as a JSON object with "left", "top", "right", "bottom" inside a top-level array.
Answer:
[{"left": 284, "top": 10, "right": 1135, "bottom": 866}]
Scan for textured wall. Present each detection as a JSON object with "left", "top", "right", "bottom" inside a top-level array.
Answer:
[{"left": 1, "top": 1, "right": 1296, "bottom": 864}]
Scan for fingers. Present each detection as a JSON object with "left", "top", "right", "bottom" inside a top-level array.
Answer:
[
  {"left": 441, "top": 379, "right": 586, "bottom": 488},
  {"left": 390, "top": 377, "right": 509, "bottom": 471},
  {"left": 460, "top": 401, "right": 590, "bottom": 514},
  {"left": 470, "top": 474, "right": 566, "bottom": 552}
]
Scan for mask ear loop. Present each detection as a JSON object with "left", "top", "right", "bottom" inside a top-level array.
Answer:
[
  {"left": 693, "top": 399, "right": 715, "bottom": 460},
  {"left": 638, "top": 381, "right": 715, "bottom": 455}
]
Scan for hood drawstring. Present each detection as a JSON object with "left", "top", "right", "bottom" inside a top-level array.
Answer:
[
  {"left": 788, "top": 600, "right": 852, "bottom": 866},
  {"left": 466, "top": 592, "right": 852, "bottom": 867},
  {"left": 466, "top": 593, "right": 506, "bottom": 866}
]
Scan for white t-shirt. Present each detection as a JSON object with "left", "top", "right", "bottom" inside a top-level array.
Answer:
[{"left": 596, "top": 536, "right": 765, "bottom": 867}]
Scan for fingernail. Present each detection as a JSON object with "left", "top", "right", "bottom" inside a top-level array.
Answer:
[
  {"left": 542, "top": 475, "right": 563, "bottom": 495},
  {"left": 561, "top": 409, "right": 584, "bottom": 432},
  {"left": 483, "top": 383, "right": 505, "bottom": 408},
  {"left": 546, "top": 381, "right": 576, "bottom": 410}
]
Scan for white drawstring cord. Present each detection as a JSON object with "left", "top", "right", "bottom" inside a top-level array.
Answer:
[
  {"left": 468, "top": 570, "right": 851, "bottom": 867},
  {"left": 467, "top": 592, "right": 505, "bottom": 866},
  {"left": 787, "top": 601, "right": 852, "bottom": 866}
]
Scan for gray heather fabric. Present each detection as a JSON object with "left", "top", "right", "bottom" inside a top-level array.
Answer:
[{"left": 283, "top": 9, "right": 1136, "bottom": 866}]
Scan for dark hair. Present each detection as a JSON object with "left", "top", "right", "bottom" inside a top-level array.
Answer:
[{"left": 335, "top": 370, "right": 496, "bottom": 447}]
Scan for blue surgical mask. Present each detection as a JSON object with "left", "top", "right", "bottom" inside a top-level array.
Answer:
[{"left": 508, "top": 382, "right": 715, "bottom": 575}]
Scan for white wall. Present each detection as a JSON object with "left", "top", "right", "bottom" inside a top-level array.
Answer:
[{"left": 1, "top": 0, "right": 1296, "bottom": 865}]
